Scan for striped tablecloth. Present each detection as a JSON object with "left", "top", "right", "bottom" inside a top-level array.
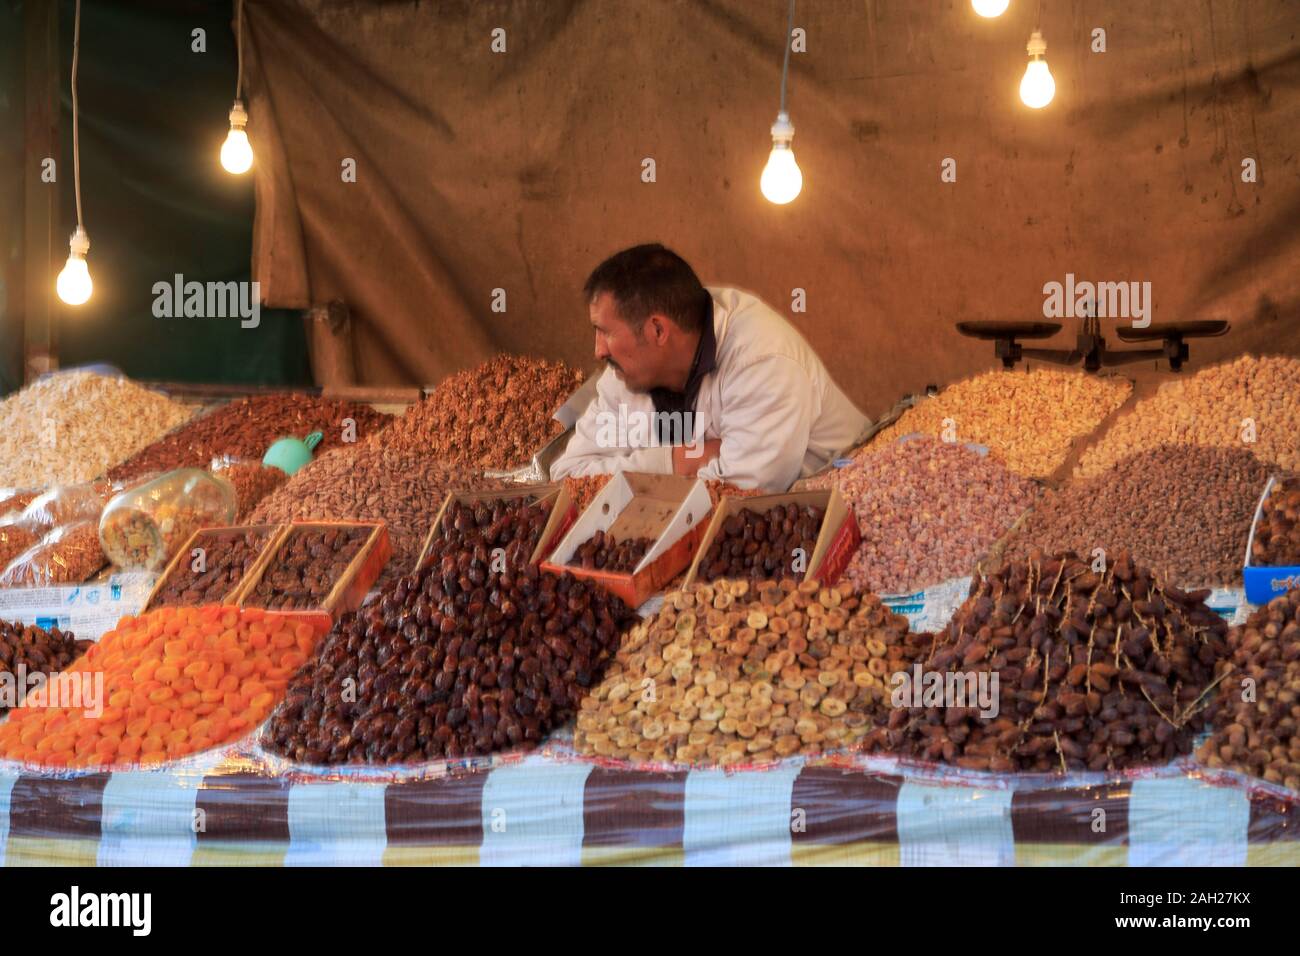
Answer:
[{"left": 0, "top": 752, "right": 1296, "bottom": 866}]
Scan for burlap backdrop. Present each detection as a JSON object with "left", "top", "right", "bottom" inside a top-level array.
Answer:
[{"left": 242, "top": 0, "right": 1300, "bottom": 419}]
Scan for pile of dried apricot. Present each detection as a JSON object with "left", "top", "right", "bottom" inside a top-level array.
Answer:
[{"left": 0, "top": 605, "right": 324, "bottom": 769}]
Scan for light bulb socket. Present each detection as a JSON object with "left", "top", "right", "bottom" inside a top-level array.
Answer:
[
  {"left": 770, "top": 110, "right": 795, "bottom": 147},
  {"left": 1026, "top": 30, "right": 1047, "bottom": 58},
  {"left": 228, "top": 99, "right": 249, "bottom": 130},
  {"left": 68, "top": 226, "right": 89, "bottom": 258}
]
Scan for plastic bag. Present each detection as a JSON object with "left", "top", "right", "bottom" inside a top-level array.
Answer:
[
  {"left": 0, "top": 488, "right": 41, "bottom": 518},
  {"left": 98, "top": 468, "right": 236, "bottom": 570},
  {"left": 0, "top": 519, "right": 41, "bottom": 570},
  {"left": 16, "top": 482, "right": 109, "bottom": 533},
  {"left": 0, "top": 521, "right": 106, "bottom": 587}
]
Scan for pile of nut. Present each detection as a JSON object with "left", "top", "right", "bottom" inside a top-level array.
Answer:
[
  {"left": 221, "top": 463, "right": 288, "bottom": 521},
  {"left": 265, "top": 497, "right": 637, "bottom": 764},
  {"left": 0, "top": 619, "right": 92, "bottom": 716},
  {"left": 1250, "top": 480, "right": 1300, "bottom": 566},
  {"left": 0, "top": 371, "right": 193, "bottom": 488},
  {"left": 1005, "top": 445, "right": 1277, "bottom": 587},
  {"left": 1077, "top": 354, "right": 1300, "bottom": 477},
  {"left": 575, "top": 578, "right": 914, "bottom": 766},
  {"left": 1197, "top": 589, "right": 1300, "bottom": 790},
  {"left": 569, "top": 530, "right": 654, "bottom": 573},
  {"left": 698, "top": 503, "right": 823, "bottom": 583},
  {"left": 148, "top": 528, "right": 273, "bottom": 608},
  {"left": 387, "top": 356, "right": 584, "bottom": 470},
  {"left": 246, "top": 527, "right": 370, "bottom": 611},
  {"left": 863, "top": 551, "right": 1228, "bottom": 772},
  {"left": 250, "top": 447, "right": 502, "bottom": 573},
  {"left": 868, "top": 368, "right": 1132, "bottom": 477},
  {"left": 808, "top": 436, "right": 1039, "bottom": 594},
  {"left": 0, "top": 525, "right": 40, "bottom": 571}
]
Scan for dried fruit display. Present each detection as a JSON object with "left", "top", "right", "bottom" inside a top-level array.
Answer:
[
  {"left": 0, "top": 522, "right": 106, "bottom": 587},
  {"left": 569, "top": 530, "right": 654, "bottom": 572},
  {"left": 250, "top": 447, "right": 503, "bottom": 574},
  {"left": 222, "top": 463, "right": 288, "bottom": 521},
  {"left": 148, "top": 528, "right": 273, "bottom": 609},
  {"left": 1251, "top": 480, "right": 1300, "bottom": 567},
  {"left": 698, "top": 503, "right": 823, "bottom": 583},
  {"left": 864, "top": 551, "right": 1228, "bottom": 772},
  {"left": 0, "top": 606, "right": 325, "bottom": 768},
  {"left": 0, "top": 371, "right": 193, "bottom": 488},
  {"left": 1005, "top": 445, "right": 1278, "bottom": 588},
  {"left": 387, "top": 355, "right": 584, "bottom": 470},
  {"left": 575, "top": 578, "right": 915, "bottom": 765},
  {"left": 867, "top": 368, "right": 1131, "bottom": 477},
  {"left": 808, "top": 437, "right": 1040, "bottom": 594},
  {"left": 246, "top": 527, "right": 370, "bottom": 611},
  {"left": 1076, "top": 354, "right": 1300, "bottom": 477},
  {"left": 1198, "top": 590, "right": 1300, "bottom": 791},
  {"left": 265, "top": 497, "right": 636, "bottom": 764},
  {"left": 107, "top": 393, "right": 392, "bottom": 482},
  {"left": 0, "top": 620, "right": 92, "bottom": 717}
]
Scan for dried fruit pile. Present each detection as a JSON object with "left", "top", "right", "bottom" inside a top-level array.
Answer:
[
  {"left": 0, "top": 606, "right": 324, "bottom": 768},
  {"left": 1198, "top": 590, "right": 1300, "bottom": 790},
  {"left": 245, "top": 527, "right": 370, "bottom": 611},
  {"left": 808, "top": 437, "right": 1039, "bottom": 594},
  {"left": 107, "top": 393, "right": 392, "bottom": 482},
  {"left": 868, "top": 369, "right": 1131, "bottom": 477},
  {"left": 1005, "top": 445, "right": 1277, "bottom": 587},
  {"left": 864, "top": 551, "right": 1228, "bottom": 772},
  {"left": 0, "top": 371, "right": 193, "bottom": 488},
  {"left": 0, "top": 522, "right": 106, "bottom": 586},
  {"left": 148, "top": 528, "right": 272, "bottom": 608},
  {"left": 1251, "top": 480, "right": 1300, "bottom": 566},
  {"left": 390, "top": 355, "right": 584, "bottom": 470},
  {"left": 222, "top": 463, "right": 288, "bottom": 521},
  {"left": 0, "top": 620, "right": 92, "bottom": 717},
  {"left": 569, "top": 531, "right": 654, "bottom": 573},
  {"left": 698, "top": 503, "right": 823, "bottom": 583},
  {"left": 1076, "top": 354, "right": 1300, "bottom": 477},
  {"left": 265, "top": 497, "right": 636, "bottom": 764},
  {"left": 575, "top": 578, "right": 915, "bottom": 766}
]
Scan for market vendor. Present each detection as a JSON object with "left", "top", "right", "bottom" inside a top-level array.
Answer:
[{"left": 550, "top": 243, "right": 870, "bottom": 491}]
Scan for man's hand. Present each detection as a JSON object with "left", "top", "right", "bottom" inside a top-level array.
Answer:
[{"left": 672, "top": 439, "right": 721, "bottom": 477}]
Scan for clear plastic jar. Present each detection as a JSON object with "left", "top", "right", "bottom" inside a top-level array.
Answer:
[{"left": 99, "top": 468, "right": 236, "bottom": 570}]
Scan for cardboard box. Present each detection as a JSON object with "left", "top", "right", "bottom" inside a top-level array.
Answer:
[
  {"left": 540, "top": 473, "right": 713, "bottom": 608},
  {"left": 238, "top": 520, "right": 391, "bottom": 629},
  {"left": 681, "top": 487, "right": 862, "bottom": 589},
  {"left": 413, "top": 484, "right": 571, "bottom": 573},
  {"left": 142, "top": 523, "right": 280, "bottom": 611},
  {"left": 1243, "top": 476, "right": 1300, "bottom": 605}
]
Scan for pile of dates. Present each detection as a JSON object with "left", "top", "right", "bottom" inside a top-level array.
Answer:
[
  {"left": 149, "top": 528, "right": 271, "bottom": 608},
  {"left": 265, "top": 497, "right": 637, "bottom": 764},
  {"left": 864, "top": 551, "right": 1228, "bottom": 772},
  {"left": 0, "top": 619, "right": 92, "bottom": 716},
  {"left": 569, "top": 529, "right": 654, "bottom": 573},
  {"left": 700, "top": 503, "right": 824, "bottom": 583},
  {"left": 246, "top": 526, "right": 369, "bottom": 611}
]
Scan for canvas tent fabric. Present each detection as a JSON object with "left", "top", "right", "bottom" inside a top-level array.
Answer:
[{"left": 242, "top": 0, "right": 1300, "bottom": 417}]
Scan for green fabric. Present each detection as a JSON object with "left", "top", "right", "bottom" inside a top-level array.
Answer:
[{"left": 40, "top": 0, "right": 310, "bottom": 388}]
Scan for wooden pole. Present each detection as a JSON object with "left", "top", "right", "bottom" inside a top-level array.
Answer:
[{"left": 22, "top": 0, "right": 60, "bottom": 383}]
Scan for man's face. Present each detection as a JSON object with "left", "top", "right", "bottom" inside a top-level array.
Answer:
[{"left": 590, "top": 292, "right": 663, "bottom": 392}]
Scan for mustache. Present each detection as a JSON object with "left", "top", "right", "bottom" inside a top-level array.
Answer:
[{"left": 604, "top": 358, "right": 624, "bottom": 375}]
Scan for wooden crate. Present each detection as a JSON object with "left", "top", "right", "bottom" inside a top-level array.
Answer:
[
  {"left": 413, "top": 484, "right": 570, "bottom": 573},
  {"left": 142, "top": 523, "right": 280, "bottom": 612}
]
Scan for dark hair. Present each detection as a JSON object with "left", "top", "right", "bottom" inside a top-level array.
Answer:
[{"left": 582, "top": 243, "right": 711, "bottom": 334}]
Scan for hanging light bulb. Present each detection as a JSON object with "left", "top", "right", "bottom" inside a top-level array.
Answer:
[
  {"left": 220, "top": 100, "right": 253, "bottom": 174},
  {"left": 971, "top": 0, "right": 1010, "bottom": 17},
  {"left": 56, "top": 227, "right": 92, "bottom": 306},
  {"left": 761, "top": 111, "right": 802, "bottom": 205},
  {"left": 1019, "top": 30, "right": 1055, "bottom": 108}
]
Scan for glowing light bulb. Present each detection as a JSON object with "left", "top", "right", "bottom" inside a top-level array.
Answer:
[
  {"left": 56, "top": 227, "right": 92, "bottom": 306},
  {"left": 971, "top": 0, "right": 1009, "bottom": 17},
  {"left": 1020, "top": 31, "right": 1055, "bottom": 109},
  {"left": 760, "top": 111, "right": 802, "bottom": 205},
  {"left": 221, "top": 100, "right": 253, "bottom": 174}
]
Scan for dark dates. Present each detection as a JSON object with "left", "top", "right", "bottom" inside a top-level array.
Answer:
[{"left": 701, "top": 503, "right": 824, "bottom": 583}]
